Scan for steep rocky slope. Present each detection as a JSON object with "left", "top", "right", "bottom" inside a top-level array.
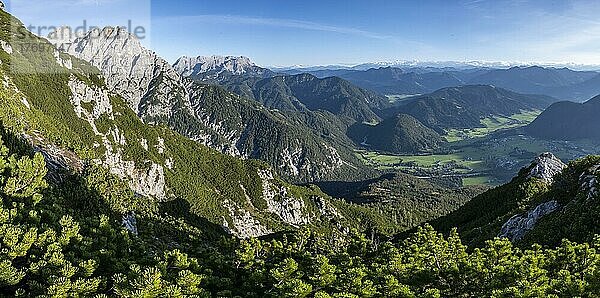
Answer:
[
  {"left": 0, "top": 10, "right": 363, "bottom": 238},
  {"left": 49, "top": 27, "right": 370, "bottom": 183},
  {"left": 432, "top": 152, "right": 600, "bottom": 247}
]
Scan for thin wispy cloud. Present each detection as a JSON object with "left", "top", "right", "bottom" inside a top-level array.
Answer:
[{"left": 160, "top": 14, "right": 396, "bottom": 42}]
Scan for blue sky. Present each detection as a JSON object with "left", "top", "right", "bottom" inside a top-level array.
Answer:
[{"left": 6, "top": 0, "right": 600, "bottom": 66}]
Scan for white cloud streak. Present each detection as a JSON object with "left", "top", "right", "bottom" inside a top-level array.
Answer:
[{"left": 160, "top": 14, "right": 398, "bottom": 42}]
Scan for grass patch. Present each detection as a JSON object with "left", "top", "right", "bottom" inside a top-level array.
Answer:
[
  {"left": 463, "top": 176, "right": 494, "bottom": 186},
  {"left": 445, "top": 110, "right": 541, "bottom": 142}
]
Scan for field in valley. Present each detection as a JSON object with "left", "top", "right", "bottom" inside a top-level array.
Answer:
[
  {"left": 445, "top": 110, "right": 541, "bottom": 142},
  {"left": 358, "top": 133, "right": 600, "bottom": 187}
]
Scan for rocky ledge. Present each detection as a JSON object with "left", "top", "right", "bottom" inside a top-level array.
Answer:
[
  {"left": 527, "top": 152, "right": 566, "bottom": 183},
  {"left": 499, "top": 200, "right": 560, "bottom": 242}
]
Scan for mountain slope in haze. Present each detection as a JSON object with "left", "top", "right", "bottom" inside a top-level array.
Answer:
[
  {"left": 348, "top": 114, "right": 445, "bottom": 153},
  {"left": 388, "top": 85, "right": 556, "bottom": 132},
  {"left": 525, "top": 95, "right": 600, "bottom": 141},
  {"left": 51, "top": 27, "right": 371, "bottom": 183},
  {"left": 432, "top": 152, "right": 600, "bottom": 248},
  {"left": 468, "top": 66, "right": 599, "bottom": 101},
  {"left": 336, "top": 67, "right": 466, "bottom": 95},
  {"left": 548, "top": 73, "right": 600, "bottom": 103}
]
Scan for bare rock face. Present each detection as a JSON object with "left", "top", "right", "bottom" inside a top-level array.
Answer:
[
  {"left": 173, "top": 55, "right": 271, "bottom": 79},
  {"left": 579, "top": 165, "right": 600, "bottom": 200},
  {"left": 51, "top": 27, "right": 191, "bottom": 122},
  {"left": 221, "top": 199, "right": 273, "bottom": 238},
  {"left": 220, "top": 169, "right": 344, "bottom": 238},
  {"left": 500, "top": 200, "right": 560, "bottom": 241},
  {"left": 527, "top": 152, "right": 567, "bottom": 183},
  {"left": 258, "top": 169, "right": 311, "bottom": 227}
]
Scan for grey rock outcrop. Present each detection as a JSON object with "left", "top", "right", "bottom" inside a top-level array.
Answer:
[
  {"left": 499, "top": 200, "right": 560, "bottom": 241},
  {"left": 51, "top": 27, "right": 192, "bottom": 122},
  {"left": 527, "top": 152, "right": 566, "bottom": 183},
  {"left": 221, "top": 199, "right": 273, "bottom": 238},
  {"left": 173, "top": 55, "right": 273, "bottom": 79},
  {"left": 579, "top": 164, "right": 600, "bottom": 200},
  {"left": 258, "top": 169, "right": 311, "bottom": 227}
]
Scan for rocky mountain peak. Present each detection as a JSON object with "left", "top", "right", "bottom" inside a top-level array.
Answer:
[
  {"left": 527, "top": 152, "right": 567, "bottom": 183},
  {"left": 50, "top": 26, "right": 183, "bottom": 118},
  {"left": 173, "top": 55, "right": 271, "bottom": 78}
]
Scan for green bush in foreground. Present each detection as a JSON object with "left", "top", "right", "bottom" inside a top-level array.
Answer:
[{"left": 2, "top": 134, "right": 600, "bottom": 297}]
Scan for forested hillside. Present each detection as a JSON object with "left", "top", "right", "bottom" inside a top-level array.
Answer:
[
  {"left": 184, "top": 72, "right": 391, "bottom": 124},
  {"left": 432, "top": 152, "right": 600, "bottom": 248},
  {"left": 2, "top": 134, "right": 600, "bottom": 296},
  {"left": 386, "top": 85, "right": 555, "bottom": 132},
  {"left": 526, "top": 95, "right": 600, "bottom": 141},
  {"left": 347, "top": 114, "right": 445, "bottom": 154}
]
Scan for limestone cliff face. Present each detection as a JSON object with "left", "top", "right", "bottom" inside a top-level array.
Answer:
[
  {"left": 527, "top": 152, "right": 567, "bottom": 183},
  {"left": 53, "top": 27, "right": 192, "bottom": 122},
  {"left": 173, "top": 55, "right": 274, "bottom": 80}
]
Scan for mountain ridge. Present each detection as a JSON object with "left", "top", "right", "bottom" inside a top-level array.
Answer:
[
  {"left": 526, "top": 95, "right": 600, "bottom": 141},
  {"left": 386, "top": 85, "right": 556, "bottom": 132}
]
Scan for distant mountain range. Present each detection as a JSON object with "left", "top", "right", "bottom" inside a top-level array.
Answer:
[
  {"left": 173, "top": 55, "right": 276, "bottom": 81},
  {"left": 278, "top": 64, "right": 600, "bottom": 102},
  {"left": 175, "top": 59, "right": 391, "bottom": 124},
  {"left": 272, "top": 61, "right": 600, "bottom": 72},
  {"left": 468, "top": 66, "right": 600, "bottom": 101},
  {"left": 526, "top": 95, "right": 600, "bottom": 141}
]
